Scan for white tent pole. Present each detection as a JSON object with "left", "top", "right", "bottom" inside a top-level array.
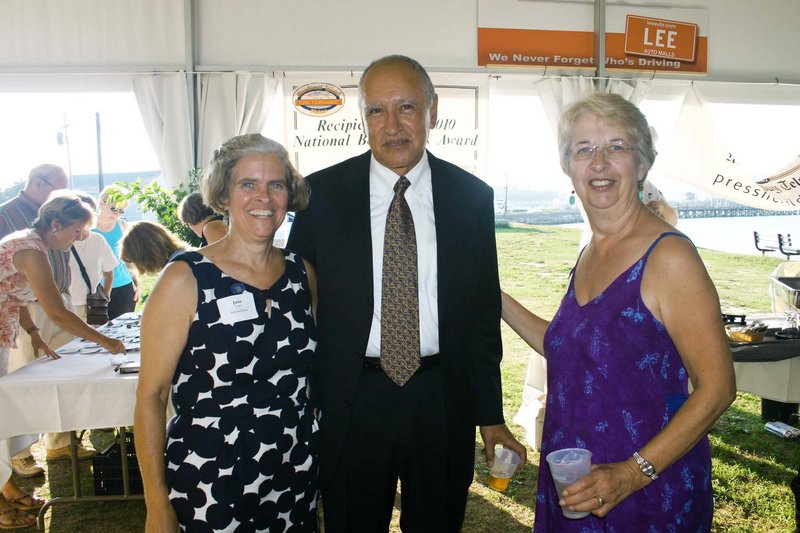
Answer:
[
  {"left": 594, "top": 0, "right": 606, "bottom": 82},
  {"left": 184, "top": 0, "right": 198, "bottom": 172}
]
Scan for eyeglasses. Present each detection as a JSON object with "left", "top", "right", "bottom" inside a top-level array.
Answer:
[
  {"left": 39, "top": 177, "right": 55, "bottom": 189},
  {"left": 109, "top": 205, "right": 125, "bottom": 215},
  {"left": 570, "top": 142, "right": 640, "bottom": 161}
]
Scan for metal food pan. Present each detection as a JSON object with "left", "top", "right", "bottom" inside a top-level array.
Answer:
[{"left": 770, "top": 276, "right": 800, "bottom": 310}]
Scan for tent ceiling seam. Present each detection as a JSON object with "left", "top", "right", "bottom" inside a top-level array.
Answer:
[{"left": 0, "top": 67, "right": 797, "bottom": 87}]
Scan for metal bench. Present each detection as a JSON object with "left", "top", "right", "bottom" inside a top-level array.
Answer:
[
  {"left": 754, "top": 231, "right": 781, "bottom": 256},
  {"left": 779, "top": 234, "right": 800, "bottom": 260}
]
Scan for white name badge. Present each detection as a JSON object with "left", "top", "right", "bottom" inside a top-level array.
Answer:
[{"left": 216, "top": 292, "right": 259, "bottom": 325}]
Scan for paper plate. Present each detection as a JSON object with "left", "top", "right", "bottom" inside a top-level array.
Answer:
[
  {"left": 80, "top": 346, "right": 104, "bottom": 354},
  {"left": 58, "top": 346, "right": 83, "bottom": 354}
]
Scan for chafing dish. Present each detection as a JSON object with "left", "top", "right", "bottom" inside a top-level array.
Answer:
[{"left": 770, "top": 276, "right": 800, "bottom": 310}]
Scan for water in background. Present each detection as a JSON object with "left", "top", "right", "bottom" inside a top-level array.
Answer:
[
  {"left": 564, "top": 215, "right": 800, "bottom": 256},
  {"left": 677, "top": 215, "right": 800, "bottom": 256}
]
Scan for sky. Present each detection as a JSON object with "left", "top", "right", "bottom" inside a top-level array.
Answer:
[{"left": 0, "top": 92, "right": 158, "bottom": 191}]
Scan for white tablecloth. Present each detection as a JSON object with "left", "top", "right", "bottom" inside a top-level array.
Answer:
[
  {"left": 0, "top": 313, "right": 141, "bottom": 484},
  {"left": 731, "top": 313, "right": 800, "bottom": 404},
  {"left": 733, "top": 358, "right": 800, "bottom": 403}
]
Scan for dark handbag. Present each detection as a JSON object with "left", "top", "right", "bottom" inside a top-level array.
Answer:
[{"left": 70, "top": 246, "right": 110, "bottom": 325}]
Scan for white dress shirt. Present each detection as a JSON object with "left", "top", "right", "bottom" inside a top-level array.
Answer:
[{"left": 365, "top": 153, "right": 439, "bottom": 358}]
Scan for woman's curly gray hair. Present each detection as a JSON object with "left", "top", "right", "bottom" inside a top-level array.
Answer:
[{"left": 202, "top": 134, "right": 309, "bottom": 214}]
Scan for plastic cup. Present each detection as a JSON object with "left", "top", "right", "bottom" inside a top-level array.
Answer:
[
  {"left": 545, "top": 448, "right": 593, "bottom": 519},
  {"left": 487, "top": 447, "right": 522, "bottom": 492}
]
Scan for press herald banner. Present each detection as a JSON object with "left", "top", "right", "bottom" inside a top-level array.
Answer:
[
  {"left": 477, "top": 1, "right": 707, "bottom": 73},
  {"left": 664, "top": 85, "right": 800, "bottom": 210}
]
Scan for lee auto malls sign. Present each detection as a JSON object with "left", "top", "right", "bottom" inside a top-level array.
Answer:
[{"left": 624, "top": 15, "right": 698, "bottom": 62}]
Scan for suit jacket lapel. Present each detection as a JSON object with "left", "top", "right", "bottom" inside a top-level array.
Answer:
[
  {"left": 341, "top": 152, "right": 374, "bottom": 291},
  {"left": 429, "top": 151, "right": 458, "bottom": 317}
]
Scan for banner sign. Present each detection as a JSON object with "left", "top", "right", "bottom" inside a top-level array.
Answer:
[
  {"left": 664, "top": 86, "right": 800, "bottom": 210},
  {"left": 477, "top": 1, "right": 707, "bottom": 73},
  {"left": 624, "top": 15, "right": 698, "bottom": 62},
  {"left": 285, "top": 78, "right": 487, "bottom": 180}
]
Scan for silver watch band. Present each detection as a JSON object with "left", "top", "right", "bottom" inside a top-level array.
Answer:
[{"left": 633, "top": 451, "right": 658, "bottom": 480}]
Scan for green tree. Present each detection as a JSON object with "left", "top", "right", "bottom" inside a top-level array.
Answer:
[{"left": 111, "top": 168, "right": 203, "bottom": 247}]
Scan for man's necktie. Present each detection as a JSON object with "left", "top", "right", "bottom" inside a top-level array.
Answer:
[{"left": 380, "top": 176, "right": 421, "bottom": 386}]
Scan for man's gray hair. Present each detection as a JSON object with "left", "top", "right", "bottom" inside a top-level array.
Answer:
[{"left": 358, "top": 55, "right": 436, "bottom": 112}]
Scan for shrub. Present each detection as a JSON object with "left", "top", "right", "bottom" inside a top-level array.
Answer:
[{"left": 111, "top": 168, "right": 202, "bottom": 247}]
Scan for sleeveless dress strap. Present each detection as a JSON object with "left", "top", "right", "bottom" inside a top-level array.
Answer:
[
  {"left": 568, "top": 245, "right": 589, "bottom": 278},
  {"left": 643, "top": 231, "right": 692, "bottom": 259},
  {"left": 568, "top": 231, "right": 691, "bottom": 285}
]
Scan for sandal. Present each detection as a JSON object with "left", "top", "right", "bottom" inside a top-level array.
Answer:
[
  {"left": 5, "top": 494, "right": 44, "bottom": 512},
  {"left": 0, "top": 507, "right": 36, "bottom": 530}
]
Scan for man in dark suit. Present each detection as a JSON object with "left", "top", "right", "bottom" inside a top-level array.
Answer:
[{"left": 288, "top": 55, "right": 526, "bottom": 531}]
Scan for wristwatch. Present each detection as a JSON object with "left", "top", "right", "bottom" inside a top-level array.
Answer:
[{"left": 633, "top": 452, "right": 658, "bottom": 480}]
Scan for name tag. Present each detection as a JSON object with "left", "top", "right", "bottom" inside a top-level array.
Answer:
[{"left": 216, "top": 292, "right": 258, "bottom": 325}]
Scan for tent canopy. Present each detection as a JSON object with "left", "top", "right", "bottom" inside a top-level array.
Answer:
[{"left": 1, "top": 0, "right": 798, "bottom": 187}]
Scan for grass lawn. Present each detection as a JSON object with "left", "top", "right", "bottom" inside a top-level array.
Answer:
[{"left": 14, "top": 224, "right": 799, "bottom": 532}]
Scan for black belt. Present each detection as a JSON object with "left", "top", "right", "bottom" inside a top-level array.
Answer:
[{"left": 363, "top": 354, "right": 440, "bottom": 372}]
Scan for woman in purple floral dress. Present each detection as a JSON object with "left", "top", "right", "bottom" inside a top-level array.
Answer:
[{"left": 502, "top": 93, "right": 736, "bottom": 532}]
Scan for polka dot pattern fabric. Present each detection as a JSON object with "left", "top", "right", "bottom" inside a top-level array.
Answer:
[{"left": 165, "top": 250, "right": 319, "bottom": 532}]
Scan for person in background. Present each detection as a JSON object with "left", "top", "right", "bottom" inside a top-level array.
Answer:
[
  {"left": 0, "top": 164, "right": 95, "bottom": 472},
  {"left": 93, "top": 186, "right": 140, "bottom": 319},
  {"left": 645, "top": 198, "right": 678, "bottom": 226},
  {"left": 120, "top": 221, "right": 191, "bottom": 276},
  {"left": 0, "top": 191, "right": 126, "bottom": 529},
  {"left": 287, "top": 55, "right": 526, "bottom": 531},
  {"left": 68, "top": 193, "right": 118, "bottom": 322},
  {"left": 501, "top": 93, "right": 735, "bottom": 531},
  {"left": 177, "top": 191, "right": 227, "bottom": 246},
  {"left": 135, "top": 134, "right": 319, "bottom": 531}
]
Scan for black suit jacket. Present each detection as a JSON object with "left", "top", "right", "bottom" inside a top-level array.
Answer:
[{"left": 287, "top": 150, "right": 504, "bottom": 488}]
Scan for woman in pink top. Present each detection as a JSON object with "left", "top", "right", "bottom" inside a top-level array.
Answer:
[{"left": 0, "top": 191, "right": 125, "bottom": 529}]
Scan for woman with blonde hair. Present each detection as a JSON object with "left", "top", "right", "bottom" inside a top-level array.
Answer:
[
  {"left": 0, "top": 191, "right": 125, "bottom": 528},
  {"left": 120, "top": 221, "right": 190, "bottom": 276},
  {"left": 94, "top": 186, "right": 139, "bottom": 319}
]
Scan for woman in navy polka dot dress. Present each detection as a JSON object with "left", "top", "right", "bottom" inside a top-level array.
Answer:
[{"left": 135, "top": 134, "right": 319, "bottom": 532}]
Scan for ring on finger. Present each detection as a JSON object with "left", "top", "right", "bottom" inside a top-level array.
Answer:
[{"left": 596, "top": 495, "right": 605, "bottom": 508}]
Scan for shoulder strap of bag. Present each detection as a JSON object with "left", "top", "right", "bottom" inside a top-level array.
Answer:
[{"left": 70, "top": 245, "right": 92, "bottom": 290}]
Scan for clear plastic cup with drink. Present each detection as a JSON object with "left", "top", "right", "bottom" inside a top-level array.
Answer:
[
  {"left": 487, "top": 447, "right": 522, "bottom": 491},
  {"left": 545, "top": 447, "right": 593, "bottom": 519}
]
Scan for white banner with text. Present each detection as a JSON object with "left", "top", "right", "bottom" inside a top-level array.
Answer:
[
  {"left": 283, "top": 74, "right": 488, "bottom": 181},
  {"left": 665, "top": 85, "right": 800, "bottom": 211}
]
